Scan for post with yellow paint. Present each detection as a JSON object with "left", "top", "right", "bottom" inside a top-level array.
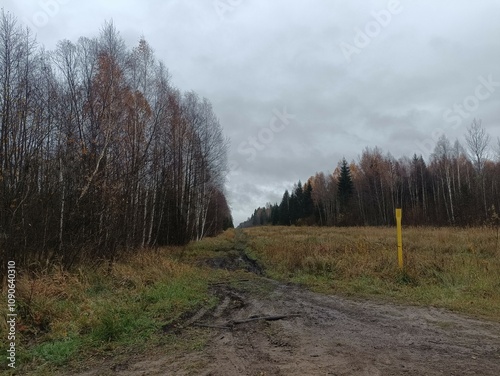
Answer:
[{"left": 396, "top": 208, "right": 403, "bottom": 270}]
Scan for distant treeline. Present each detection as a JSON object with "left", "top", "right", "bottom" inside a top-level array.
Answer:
[
  {"left": 0, "top": 11, "right": 232, "bottom": 273},
  {"left": 241, "top": 120, "right": 500, "bottom": 228}
]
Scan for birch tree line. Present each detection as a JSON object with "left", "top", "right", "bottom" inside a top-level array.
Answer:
[
  {"left": 244, "top": 120, "right": 500, "bottom": 228},
  {"left": 0, "top": 11, "right": 232, "bottom": 273}
]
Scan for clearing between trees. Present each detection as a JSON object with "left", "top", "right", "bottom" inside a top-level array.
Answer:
[
  {"left": 74, "top": 268, "right": 500, "bottom": 376},
  {"left": 3, "top": 227, "right": 499, "bottom": 375},
  {"left": 73, "top": 227, "right": 499, "bottom": 375}
]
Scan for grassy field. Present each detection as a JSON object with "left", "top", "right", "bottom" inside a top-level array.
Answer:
[
  {"left": 244, "top": 226, "right": 500, "bottom": 320},
  {"left": 1, "top": 226, "right": 499, "bottom": 373}
]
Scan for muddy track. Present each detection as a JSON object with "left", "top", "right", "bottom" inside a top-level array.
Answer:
[
  {"left": 76, "top": 279, "right": 500, "bottom": 376},
  {"left": 75, "top": 241, "right": 500, "bottom": 376},
  {"left": 196, "top": 278, "right": 500, "bottom": 375}
]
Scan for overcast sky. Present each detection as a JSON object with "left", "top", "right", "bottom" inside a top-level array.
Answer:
[{"left": 4, "top": 0, "right": 500, "bottom": 226}]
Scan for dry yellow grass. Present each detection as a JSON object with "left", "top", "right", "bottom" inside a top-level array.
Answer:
[
  {"left": 243, "top": 226, "right": 500, "bottom": 320},
  {"left": 1, "top": 226, "right": 498, "bottom": 373},
  {"left": 0, "top": 245, "right": 220, "bottom": 374}
]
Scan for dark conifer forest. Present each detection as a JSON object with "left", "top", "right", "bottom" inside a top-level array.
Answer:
[{"left": 241, "top": 121, "right": 500, "bottom": 229}]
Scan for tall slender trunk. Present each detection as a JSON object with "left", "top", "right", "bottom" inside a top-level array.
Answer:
[
  {"left": 446, "top": 166, "right": 455, "bottom": 224},
  {"left": 420, "top": 166, "right": 427, "bottom": 219},
  {"left": 141, "top": 189, "right": 149, "bottom": 248},
  {"left": 147, "top": 187, "right": 157, "bottom": 245},
  {"left": 482, "top": 174, "right": 488, "bottom": 218},
  {"left": 58, "top": 157, "right": 65, "bottom": 252}
]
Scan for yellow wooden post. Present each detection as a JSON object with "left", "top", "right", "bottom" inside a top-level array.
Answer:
[{"left": 396, "top": 208, "right": 403, "bottom": 270}]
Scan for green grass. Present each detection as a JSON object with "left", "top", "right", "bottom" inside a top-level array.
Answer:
[
  {"left": 32, "top": 338, "right": 81, "bottom": 366},
  {"left": 0, "top": 231, "right": 239, "bottom": 375}
]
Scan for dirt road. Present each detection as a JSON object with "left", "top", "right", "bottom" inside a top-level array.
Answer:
[{"left": 77, "top": 276, "right": 500, "bottom": 376}]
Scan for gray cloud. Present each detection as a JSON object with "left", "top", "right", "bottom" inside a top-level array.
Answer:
[{"left": 4, "top": 0, "right": 500, "bottom": 226}]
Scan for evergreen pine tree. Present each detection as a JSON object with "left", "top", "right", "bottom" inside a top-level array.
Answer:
[
  {"left": 303, "top": 181, "right": 314, "bottom": 218},
  {"left": 279, "top": 190, "right": 291, "bottom": 225},
  {"left": 271, "top": 204, "right": 280, "bottom": 225},
  {"left": 337, "top": 158, "right": 354, "bottom": 221},
  {"left": 294, "top": 181, "right": 304, "bottom": 220},
  {"left": 252, "top": 209, "right": 259, "bottom": 226}
]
